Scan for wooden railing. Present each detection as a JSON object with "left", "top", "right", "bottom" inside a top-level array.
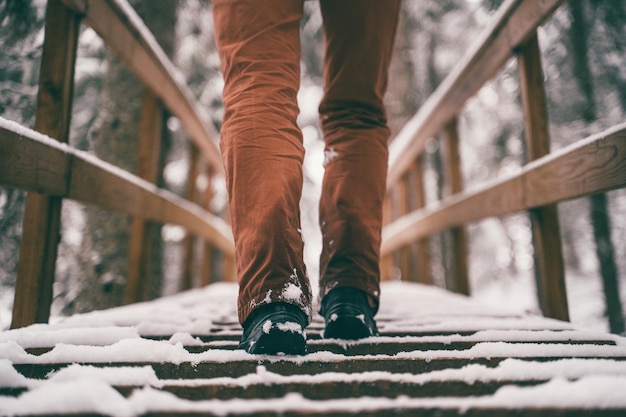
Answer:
[
  {"left": 2, "top": 0, "right": 624, "bottom": 331},
  {"left": 0, "top": 0, "right": 235, "bottom": 329},
  {"left": 381, "top": 0, "right": 626, "bottom": 321}
]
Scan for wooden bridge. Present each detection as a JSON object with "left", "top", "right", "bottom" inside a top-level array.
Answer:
[
  {"left": 1, "top": 0, "right": 626, "bottom": 415},
  {"left": 3, "top": 281, "right": 626, "bottom": 416}
]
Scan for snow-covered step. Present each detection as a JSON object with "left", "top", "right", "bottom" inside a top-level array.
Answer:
[
  {"left": 2, "top": 282, "right": 626, "bottom": 416},
  {"left": 186, "top": 331, "right": 619, "bottom": 355},
  {"left": 10, "top": 346, "right": 626, "bottom": 383}
]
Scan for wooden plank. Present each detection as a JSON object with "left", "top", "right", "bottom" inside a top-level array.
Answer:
[
  {"left": 381, "top": 124, "right": 626, "bottom": 256},
  {"left": 10, "top": 0, "right": 81, "bottom": 329},
  {"left": 409, "top": 156, "right": 431, "bottom": 284},
  {"left": 116, "top": 380, "right": 546, "bottom": 401},
  {"left": 125, "top": 90, "right": 164, "bottom": 304},
  {"left": 143, "top": 408, "right": 626, "bottom": 417},
  {"left": 14, "top": 354, "right": 626, "bottom": 381},
  {"left": 441, "top": 119, "right": 469, "bottom": 295},
  {"left": 387, "top": 0, "right": 566, "bottom": 188},
  {"left": 0, "top": 122, "right": 235, "bottom": 257},
  {"left": 200, "top": 166, "right": 215, "bottom": 286},
  {"left": 523, "top": 136, "right": 626, "bottom": 207},
  {"left": 60, "top": 0, "right": 223, "bottom": 175},
  {"left": 67, "top": 155, "right": 234, "bottom": 256},
  {"left": 0, "top": 122, "right": 70, "bottom": 195},
  {"left": 395, "top": 174, "right": 412, "bottom": 281},
  {"left": 181, "top": 146, "right": 201, "bottom": 291},
  {"left": 402, "top": 166, "right": 420, "bottom": 283},
  {"left": 517, "top": 33, "right": 568, "bottom": 321},
  {"left": 380, "top": 195, "right": 395, "bottom": 281}
]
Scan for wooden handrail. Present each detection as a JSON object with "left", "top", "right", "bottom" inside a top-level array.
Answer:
[
  {"left": 4, "top": 0, "right": 233, "bottom": 328},
  {"left": 0, "top": 118, "right": 235, "bottom": 255},
  {"left": 382, "top": 123, "right": 626, "bottom": 255},
  {"left": 387, "top": 0, "right": 565, "bottom": 188},
  {"left": 60, "top": 0, "right": 224, "bottom": 175},
  {"left": 382, "top": 0, "right": 602, "bottom": 321}
]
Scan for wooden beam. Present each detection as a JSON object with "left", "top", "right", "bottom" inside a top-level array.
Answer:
[
  {"left": 181, "top": 146, "right": 201, "bottom": 291},
  {"left": 381, "top": 123, "right": 626, "bottom": 256},
  {"left": 125, "top": 90, "right": 164, "bottom": 305},
  {"left": 10, "top": 0, "right": 81, "bottom": 329},
  {"left": 0, "top": 122, "right": 235, "bottom": 257},
  {"left": 395, "top": 174, "right": 412, "bottom": 281},
  {"left": 387, "top": 0, "right": 566, "bottom": 189},
  {"left": 441, "top": 119, "right": 469, "bottom": 295},
  {"left": 380, "top": 195, "right": 394, "bottom": 281},
  {"left": 409, "top": 156, "right": 431, "bottom": 285},
  {"left": 200, "top": 165, "right": 215, "bottom": 287},
  {"left": 60, "top": 0, "right": 223, "bottom": 175},
  {"left": 518, "top": 33, "right": 568, "bottom": 321}
]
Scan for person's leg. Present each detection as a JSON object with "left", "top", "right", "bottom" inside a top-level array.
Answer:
[
  {"left": 318, "top": 0, "right": 401, "bottom": 333},
  {"left": 212, "top": 0, "right": 311, "bottom": 333}
]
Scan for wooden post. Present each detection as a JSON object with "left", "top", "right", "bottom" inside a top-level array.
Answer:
[
  {"left": 410, "top": 155, "right": 431, "bottom": 284},
  {"left": 517, "top": 32, "right": 569, "bottom": 321},
  {"left": 441, "top": 118, "right": 469, "bottom": 295},
  {"left": 181, "top": 145, "right": 200, "bottom": 290},
  {"left": 200, "top": 165, "right": 215, "bottom": 287},
  {"left": 124, "top": 90, "right": 163, "bottom": 304},
  {"left": 395, "top": 174, "right": 412, "bottom": 281},
  {"left": 380, "top": 193, "right": 395, "bottom": 281},
  {"left": 11, "top": 0, "right": 81, "bottom": 329}
]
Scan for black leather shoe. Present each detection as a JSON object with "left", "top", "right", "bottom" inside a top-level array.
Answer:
[
  {"left": 321, "top": 287, "right": 379, "bottom": 340},
  {"left": 238, "top": 303, "right": 308, "bottom": 355}
]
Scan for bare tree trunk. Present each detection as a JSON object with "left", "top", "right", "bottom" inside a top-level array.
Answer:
[
  {"left": 71, "top": 0, "right": 177, "bottom": 312},
  {"left": 568, "top": 0, "right": 624, "bottom": 334}
]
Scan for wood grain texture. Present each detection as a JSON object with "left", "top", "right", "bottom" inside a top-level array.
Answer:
[
  {"left": 200, "top": 164, "right": 215, "bottom": 287},
  {"left": 125, "top": 90, "right": 164, "bottom": 305},
  {"left": 381, "top": 124, "right": 626, "bottom": 256},
  {"left": 442, "top": 119, "right": 469, "bottom": 295},
  {"left": 410, "top": 157, "right": 431, "bottom": 285},
  {"left": 0, "top": 122, "right": 235, "bottom": 257},
  {"left": 518, "top": 33, "right": 568, "bottom": 321},
  {"left": 394, "top": 174, "right": 412, "bottom": 281},
  {"left": 181, "top": 146, "right": 201, "bottom": 291},
  {"left": 67, "top": 156, "right": 234, "bottom": 256},
  {"left": 11, "top": 0, "right": 81, "bottom": 329},
  {"left": 387, "top": 0, "right": 566, "bottom": 188},
  {"left": 0, "top": 127, "right": 70, "bottom": 195},
  {"left": 380, "top": 195, "right": 395, "bottom": 281}
]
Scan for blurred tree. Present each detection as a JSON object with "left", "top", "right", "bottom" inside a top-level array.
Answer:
[
  {"left": 0, "top": 0, "right": 43, "bottom": 299},
  {"left": 567, "top": 0, "right": 624, "bottom": 334},
  {"left": 67, "top": 0, "right": 177, "bottom": 312}
]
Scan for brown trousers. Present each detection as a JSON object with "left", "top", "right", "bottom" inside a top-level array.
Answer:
[{"left": 213, "top": 0, "right": 401, "bottom": 324}]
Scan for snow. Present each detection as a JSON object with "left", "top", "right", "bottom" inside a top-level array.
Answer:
[
  {"left": 0, "top": 116, "right": 69, "bottom": 149},
  {"left": 281, "top": 283, "right": 302, "bottom": 302},
  {"left": 323, "top": 147, "right": 340, "bottom": 167},
  {"left": 0, "top": 326, "right": 140, "bottom": 349},
  {"left": 0, "top": 379, "right": 135, "bottom": 417},
  {"left": 276, "top": 322, "right": 304, "bottom": 334},
  {"left": 0, "top": 360, "right": 31, "bottom": 388},
  {"left": 2, "top": 281, "right": 626, "bottom": 415},
  {"left": 3, "top": 379, "right": 626, "bottom": 417}
]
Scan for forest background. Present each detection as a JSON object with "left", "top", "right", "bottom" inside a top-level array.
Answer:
[{"left": 0, "top": 0, "right": 624, "bottom": 334}]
